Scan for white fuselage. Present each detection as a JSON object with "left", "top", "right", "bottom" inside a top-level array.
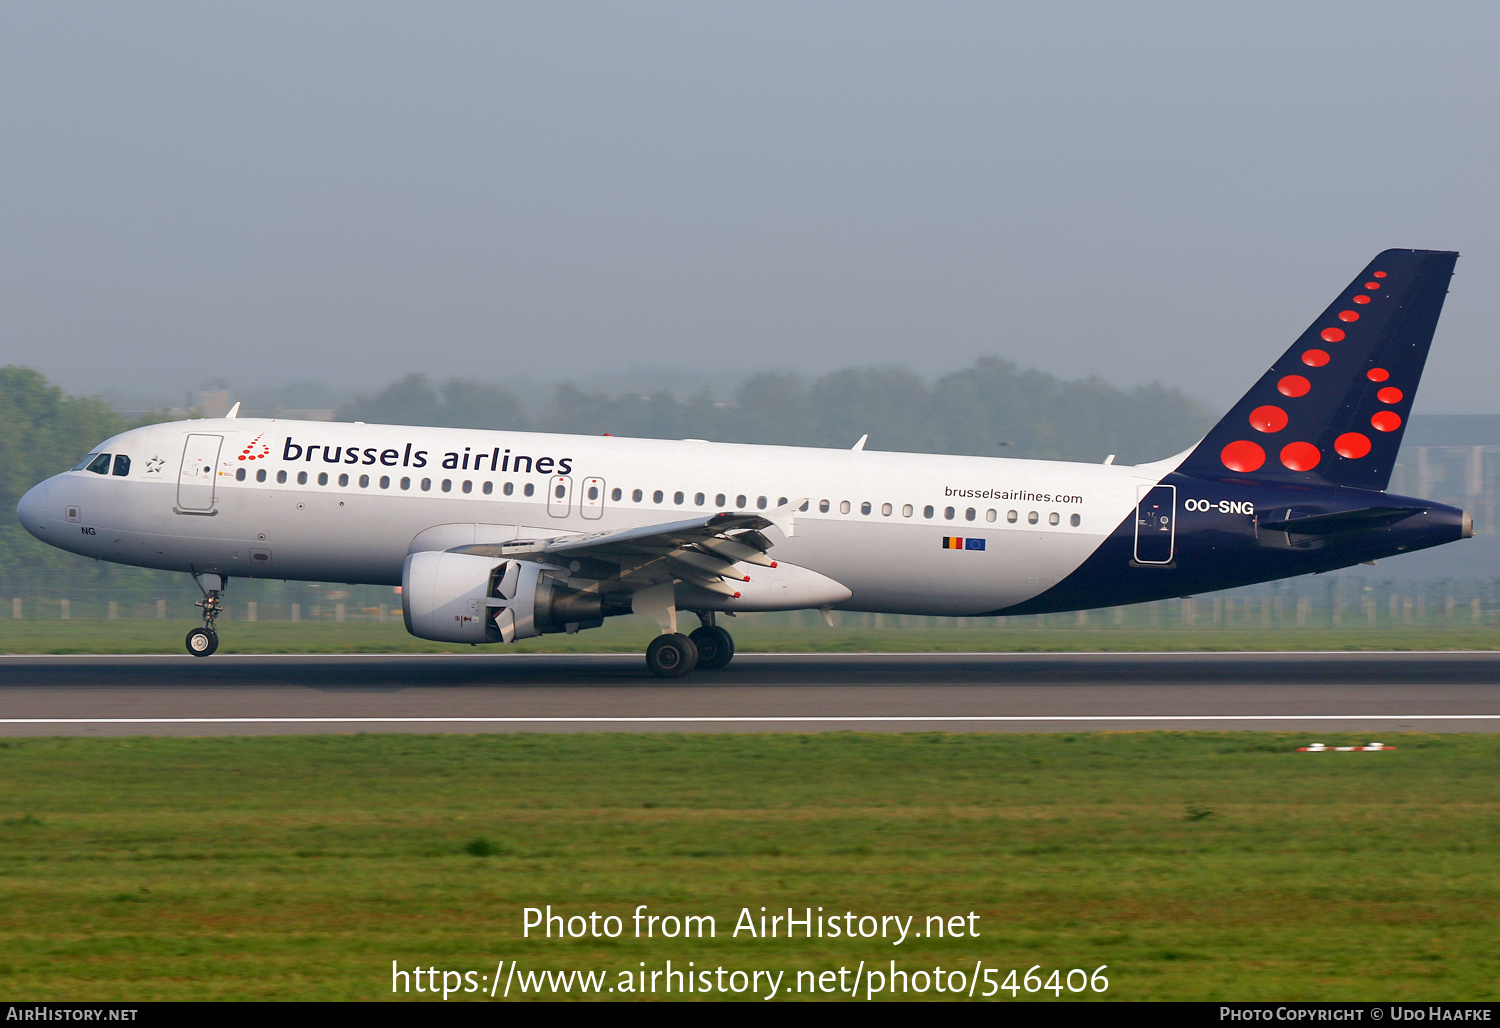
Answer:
[{"left": 19, "top": 418, "right": 1177, "bottom": 616}]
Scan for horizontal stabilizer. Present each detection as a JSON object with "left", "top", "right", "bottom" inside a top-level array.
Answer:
[{"left": 1259, "top": 506, "right": 1423, "bottom": 535}]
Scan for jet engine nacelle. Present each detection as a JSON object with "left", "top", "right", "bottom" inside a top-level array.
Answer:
[{"left": 401, "top": 551, "right": 606, "bottom": 644}]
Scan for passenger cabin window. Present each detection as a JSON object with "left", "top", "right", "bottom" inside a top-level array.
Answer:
[
  {"left": 1007, "top": 510, "right": 1018, "bottom": 523},
  {"left": 653, "top": 490, "right": 664, "bottom": 503},
  {"left": 504, "top": 482, "right": 514, "bottom": 495},
  {"left": 1028, "top": 511, "right": 1039, "bottom": 524},
  {"left": 318, "top": 472, "right": 329, "bottom": 486},
  {"left": 715, "top": 493, "right": 726, "bottom": 507},
  {"left": 338, "top": 473, "right": 349, "bottom": 487},
  {"left": 482, "top": 481, "right": 492, "bottom": 495},
  {"left": 112, "top": 455, "right": 130, "bottom": 477},
  {"left": 923, "top": 505, "right": 934, "bottom": 518},
  {"left": 612, "top": 487, "right": 623, "bottom": 501},
  {"left": 523, "top": 483, "right": 535, "bottom": 497},
  {"left": 819, "top": 500, "right": 830, "bottom": 513},
  {"left": 235, "top": 468, "right": 246, "bottom": 482},
  {"left": 1071, "top": 514, "right": 1081, "bottom": 527},
  {"left": 632, "top": 489, "right": 643, "bottom": 502},
  {"left": 85, "top": 453, "right": 111, "bottom": 475},
  {"left": 736, "top": 495, "right": 747, "bottom": 508},
  {"left": 277, "top": 470, "right": 288, "bottom": 484},
  {"left": 902, "top": 504, "right": 913, "bottom": 517},
  {"left": 256, "top": 469, "right": 267, "bottom": 483},
  {"left": 944, "top": 507, "right": 956, "bottom": 520},
  {"left": 297, "top": 471, "right": 308, "bottom": 485}
]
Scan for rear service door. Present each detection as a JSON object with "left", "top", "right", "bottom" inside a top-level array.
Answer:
[
  {"left": 1134, "top": 484, "right": 1175, "bottom": 564},
  {"left": 176, "top": 434, "right": 223, "bottom": 513}
]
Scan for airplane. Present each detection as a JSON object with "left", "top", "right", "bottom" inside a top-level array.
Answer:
[{"left": 15, "top": 249, "right": 1472, "bottom": 676}]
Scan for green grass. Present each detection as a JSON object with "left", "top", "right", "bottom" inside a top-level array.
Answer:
[
  {"left": 0, "top": 617, "right": 1497, "bottom": 654},
  {"left": 0, "top": 733, "right": 1496, "bottom": 1000}
]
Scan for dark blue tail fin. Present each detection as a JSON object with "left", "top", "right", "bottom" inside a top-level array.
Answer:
[{"left": 1176, "top": 248, "right": 1457, "bottom": 491}]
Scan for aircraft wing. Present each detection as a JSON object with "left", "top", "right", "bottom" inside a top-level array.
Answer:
[{"left": 450, "top": 504, "right": 803, "bottom": 596}]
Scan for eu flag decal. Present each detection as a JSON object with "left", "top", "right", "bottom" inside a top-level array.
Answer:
[
  {"left": 942, "top": 537, "right": 985, "bottom": 551},
  {"left": 965, "top": 538, "right": 985, "bottom": 551}
]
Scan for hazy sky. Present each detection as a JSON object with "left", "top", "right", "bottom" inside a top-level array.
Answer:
[{"left": 3, "top": 2, "right": 1498, "bottom": 413}]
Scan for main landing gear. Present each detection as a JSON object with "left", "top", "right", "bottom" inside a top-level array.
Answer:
[
  {"left": 185, "top": 573, "right": 226, "bottom": 658},
  {"left": 644, "top": 611, "right": 736, "bottom": 678}
]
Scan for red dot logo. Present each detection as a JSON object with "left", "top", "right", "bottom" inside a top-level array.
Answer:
[
  {"left": 1249, "top": 405, "right": 1288, "bottom": 433},
  {"left": 1353, "top": 294, "right": 1371, "bottom": 305},
  {"left": 1221, "top": 440, "right": 1266, "bottom": 473},
  {"left": 1278, "top": 375, "right": 1311, "bottom": 397},
  {"left": 1338, "top": 311, "right": 1360, "bottom": 322},
  {"left": 1377, "top": 386, "right": 1403, "bottom": 404},
  {"left": 1280, "top": 441, "right": 1321, "bottom": 471},
  {"left": 238, "top": 455, "right": 246, "bottom": 461},
  {"left": 1302, "top": 349, "right": 1330, "bottom": 367},
  {"left": 1320, "top": 328, "right": 1345, "bottom": 343},
  {"left": 1372, "top": 271, "right": 1387, "bottom": 278},
  {"left": 1367, "top": 368, "right": 1389, "bottom": 382},
  {"left": 1364, "top": 282, "right": 1380, "bottom": 290},
  {"left": 1371, "top": 411, "right": 1402, "bottom": 432},
  {"left": 1335, "top": 432, "right": 1372, "bottom": 459}
]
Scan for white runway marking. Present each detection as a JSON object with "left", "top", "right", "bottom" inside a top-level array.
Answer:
[{"left": 2, "top": 714, "right": 1497, "bottom": 725}]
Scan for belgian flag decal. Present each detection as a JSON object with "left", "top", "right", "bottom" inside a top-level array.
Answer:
[{"left": 941, "top": 537, "right": 985, "bottom": 551}]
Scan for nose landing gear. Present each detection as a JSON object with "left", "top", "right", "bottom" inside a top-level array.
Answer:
[{"left": 186, "top": 573, "right": 226, "bottom": 657}]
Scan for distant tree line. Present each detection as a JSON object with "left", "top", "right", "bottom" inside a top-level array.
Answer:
[
  {"left": 343, "top": 358, "right": 1212, "bottom": 464},
  {"left": 0, "top": 360, "right": 1212, "bottom": 610}
]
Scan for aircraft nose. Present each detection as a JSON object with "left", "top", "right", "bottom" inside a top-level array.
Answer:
[{"left": 16, "top": 480, "right": 50, "bottom": 540}]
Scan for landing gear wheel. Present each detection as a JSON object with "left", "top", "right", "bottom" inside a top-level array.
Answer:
[
  {"left": 689, "top": 626, "right": 735, "bottom": 670},
  {"left": 185, "top": 627, "right": 218, "bottom": 657},
  {"left": 646, "top": 633, "right": 699, "bottom": 678}
]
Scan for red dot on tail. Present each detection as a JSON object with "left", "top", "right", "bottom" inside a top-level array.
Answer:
[
  {"left": 1320, "top": 327, "right": 1345, "bottom": 343},
  {"left": 1302, "top": 349, "right": 1330, "bottom": 367},
  {"left": 1249, "top": 405, "right": 1288, "bottom": 433},
  {"left": 1353, "top": 294, "right": 1371, "bottom": 304},
  {"left": 1371, "top": 411, "right": 1402, "bottom": 432},
  {"left": 1277, "top": 375, "right": 1311, "bottom": 397},
  {"left": 1336, "top": 433, "right": 1372, "bottom": 459},
  {"left": 1377, "top": 386, "right": 1403, "bottom": 404},
  {"left": 1280, "top": 441, "right": 1321, "bottom": 471},
  {"left": 1221, "top": 440, "right": 1265, "bottom": 473},
  {"left": 1339, "top": 310, "right": 1360, "bottom": 322},
  {"left": 1364, "top": 282, "right": 1380, "bottom": 290},
  {"left": 1367, "top": 368, "right": 1389, "bottom": 382},
  {"left": 1373, "top": 271, "right": 1387, "bottom": 278}
]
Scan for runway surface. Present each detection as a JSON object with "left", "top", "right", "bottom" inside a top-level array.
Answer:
[{"left": 1, "top": 651, "right": 1497, "bottom": 735}]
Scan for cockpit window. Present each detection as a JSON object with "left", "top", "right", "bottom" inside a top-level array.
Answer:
[
  {"left": 112, "top": 454, "right": 131, "bottom": 477},
  {"left": 73, "top": 453, "right": 100, "bottom": 471},
  {"left": 85, "top": 453, "right": 112, "bottom": 475}
]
